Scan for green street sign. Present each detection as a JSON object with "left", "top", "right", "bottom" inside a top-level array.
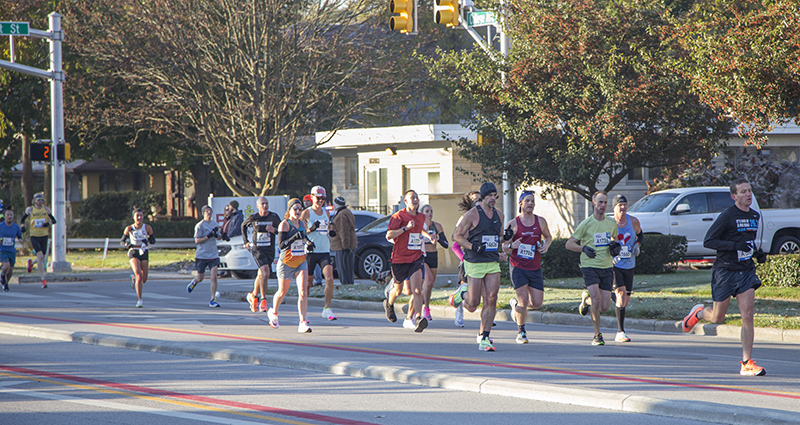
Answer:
[
  {"left": 467, "top": 11, "right": 497, "bottom": 27},
  {"left": 0, "top": 22, "right": 30, "bottom": 36}
]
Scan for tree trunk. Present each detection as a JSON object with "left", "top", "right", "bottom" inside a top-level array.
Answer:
[
  {"left": 189, "top": 158, "right": 212, "bottom": 213},
  {"left": 21, "top": 134, "right": 34, "bottom": 206}
]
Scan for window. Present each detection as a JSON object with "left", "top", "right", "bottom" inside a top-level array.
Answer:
[
  {"left": 709, "top": 192, "right": 734, "bottom": 213},
  {"left": 672, "top": 193, "right": 708, "bottom": 214},
  {"left": 628, "top": 167, "right": 644, "bottom": 181},
  {"left": 346, "top": 157, "right": 358, "bottom": 189}
]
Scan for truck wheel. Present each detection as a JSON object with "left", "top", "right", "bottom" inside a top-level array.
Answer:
[
  {"left": 232, "top": 270, "right": 257, "bottom": 279},
  {"left": 356, "top": 249, "right": 387, "bottom": 279},
  {"left": 773, "top": 236, "right": 800, "bottom": 255}
]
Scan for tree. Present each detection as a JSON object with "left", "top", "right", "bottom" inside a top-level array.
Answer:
[
  {"left": 63, "top": 0, "right": 411, "bottom": 196},
  {"left": 424, "top": 0, "right": 733, "bottom": 200},
  {"left": 667, "top": 0, "right": 800, "bottom": 144}
]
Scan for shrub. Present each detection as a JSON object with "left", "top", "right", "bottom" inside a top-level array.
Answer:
[
  {"left": 78, "top": 191, "right": 165, "bottom": 221},
  {"left": 757, "top": 254, "right": 800, "bottom": 288},
  {"left": 68, "top": 219, "right": 197, "bottom": 238},
  {"left": 540, "top": 235, "right": 687, "bottom": 279}
]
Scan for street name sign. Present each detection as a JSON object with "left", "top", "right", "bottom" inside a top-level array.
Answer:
[
  {"left": 467, "top": 11, "right": 496, "bottom": 27},
  {"left": 0, "top": 22, "right": 30, "bottom": 36}
]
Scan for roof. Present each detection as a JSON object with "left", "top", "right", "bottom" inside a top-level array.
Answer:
[{"left": 316, "top": 124, "right": 476, "bottom": 149}]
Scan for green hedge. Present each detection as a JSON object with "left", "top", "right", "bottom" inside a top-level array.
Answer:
[
  {"left": 77, "top": 191, "right": 165, "bottom": 221},
  {"left": 68, "top": 219, "right": 197, "bottom": 238},
  {"left": 757, "top": 254, "right": 800, "bottom": 288},
  {"left": 541, "top": 235, "right": 687, "bottom": 279}
]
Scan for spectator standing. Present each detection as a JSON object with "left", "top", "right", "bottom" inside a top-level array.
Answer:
[{"left": 330, "top": 196, "right": 357, "bottom": 285}]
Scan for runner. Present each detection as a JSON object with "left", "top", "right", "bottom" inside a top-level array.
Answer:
[
  {"left": 241, "top": 197, "right": 282, "bottom": 313},
  {"left": 682, "top": 178, "right": 767, "bottom": 376},
  {"left": 187, "top": 205, "right": 222, "bottom": 307},
  {"left": 611, "top": 194, "right": 642, "bottom": 343},
  {"left": 451, "top": 191, "right": 480, "bottom": 328},
  {"left": 420, "top": 204, "right": 448, "bottom": 322},
  {"left": 0, "top": 208, "right": 24, "bottom": 292},
  {"left": 273, "top": 198, "right": 314, "bottom": 333},
  {"left": 20, "top": 192, "right": 56, "bottom": 288},
  {"left": 301, "top": 186, "right": 338, "bottom": 321},
  {"left": 449, "top": 182, "right": 505, "bottom": 351},
  {"left": 565, "top": 191, "right": 620, "bottom": 345},
  {"left": 384, "top": 190, "right": 432, "bottom": 333},
  {"left": 502, "top": 190, "right": 552, "bottom": 344},
  {"left": 121, "top": 208, "right": 155, "bottom": 308}
]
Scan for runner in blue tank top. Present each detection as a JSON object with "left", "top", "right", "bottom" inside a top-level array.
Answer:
[{"left": 611, "top": 195, "right": 642, "bottom": 343}]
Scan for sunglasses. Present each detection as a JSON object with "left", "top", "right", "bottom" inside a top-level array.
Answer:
[
  {"left": 316, "top": 196, "right": 326, "bottom": 201},
  {"left": 292, "top": 206, "right": 303, "bottom": 211}
]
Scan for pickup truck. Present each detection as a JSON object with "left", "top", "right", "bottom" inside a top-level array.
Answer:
[{"left": 627, "top": 186, "right": 800, "bottom": 259}]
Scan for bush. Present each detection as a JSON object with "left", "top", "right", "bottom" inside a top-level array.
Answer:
[
  {"left": 78, "top": 191, "right": 165, "bottom": 221},
  {"left": 68, "top": 219, "right": 197, "bottom": 238},
  {"left": 541, "top": 235, "right": 687, "bottom": 279},
  {"left": 757, "top": 254, "right": 800, "bottom": 288}
]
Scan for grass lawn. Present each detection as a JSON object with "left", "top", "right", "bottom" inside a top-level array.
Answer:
[{"left": 20, "top": 250, "right": 800, "bottom": 329}]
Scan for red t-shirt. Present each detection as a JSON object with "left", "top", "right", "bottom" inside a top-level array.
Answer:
[{"left": 388, "top": 209, "right": 427, "bottom": 264}]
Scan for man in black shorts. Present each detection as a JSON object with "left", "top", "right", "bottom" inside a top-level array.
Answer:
[
  {"left": 682, "top": 179, "right": 767, "bottom": 376},
  {"left": 242, "top": 197, "right": 281, "bottom": 313}
]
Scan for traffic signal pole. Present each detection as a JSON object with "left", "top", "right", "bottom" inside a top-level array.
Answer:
[{"left": 0, "top": 12, "right": 71, "bottom": 272}]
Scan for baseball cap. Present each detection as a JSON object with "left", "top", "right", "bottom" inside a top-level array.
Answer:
[{"left": 310, "top": 186, "right": 326, "bottom": 198}]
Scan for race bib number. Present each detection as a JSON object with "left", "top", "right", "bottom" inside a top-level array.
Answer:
[
  {"left": 482, "top": 235, "right": 499, "bottom": 252},
  {"left": 737, "top": 248, "right": 754, "bottom": 262},
  {"left": 2, "top": 237, "right": 13, "bottom": 246},
  {"left": 517, "top": 243, "right": 536, "bottom": 260},
  {"left": 618, "top": 245, "right": 632, "bottom": 259},
  {"left": 291, "top": 240, "right": 305, "bottom": 256},
  {"left": 318, "top": 220, "right": 328, "bottom": 236},
  {"left": 408, "top": 233, "right": 422, "bottom": 251},
  {"left": 256, "top": 232, "right": 271, "bottom": 247},
  {"left": 593, "top": 232, "right": 611, "bottom": 247},
  {"left": 34, "top": 218, "right": 46, "bottom": 228}
]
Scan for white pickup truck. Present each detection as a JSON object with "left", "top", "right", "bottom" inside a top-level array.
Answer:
[{"left": 627, "top": 187, "right": 800, "bottom": 259}]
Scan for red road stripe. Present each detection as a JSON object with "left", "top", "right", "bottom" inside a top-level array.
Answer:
[
  {"left": 3, "top": 312, "right": 798, "bottom": 401},
  {"left": 0, "top": 364, "right": 380, "bottom": 425}
]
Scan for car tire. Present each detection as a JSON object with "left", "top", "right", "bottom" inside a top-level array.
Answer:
[
  {"left": 773, "top": 236, "right": 800, "bottom": 255},
  {"left": 356, "top": 248, "right": 387, "bottom": 279},
  {"left": 232, "top": 270, "right": 257, "bottom": 280}
]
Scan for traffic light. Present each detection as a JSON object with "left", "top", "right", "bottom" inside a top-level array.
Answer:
[
  {"left": 434, "top": 0, "right": 460, "bottom": 26},
  {"left": 56, "top": 143, "right": 71, "bottom": 161},
  {"left": 390, "top": 0, "right": 416, "bottom": 34},
  {"left": 29, "top": 142, "right": 70, "bottom": 161}
]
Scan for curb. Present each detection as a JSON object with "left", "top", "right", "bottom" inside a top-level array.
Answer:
[{"left": 1, "top": 321, "right": 797, "bottom": 425}]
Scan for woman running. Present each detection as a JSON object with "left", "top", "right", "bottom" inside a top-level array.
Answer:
[
  {"left": 272, "top": 198, "right": 314, "bottom": 333},
  {"left": 451, "top": 191, "right": 480, "bottom": 327},
  {"left": 121, "top": 208, "right": 155, "bottom": 308},
  {"left": 420, "top": 204, "right": 448, "bottom": 322}
]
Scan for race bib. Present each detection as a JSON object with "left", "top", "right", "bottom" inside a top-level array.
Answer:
[
  {"left": 737, "top": 248, "right": 754, "bottom": 262},
  {"left": 291, "top": 240, "right": 305, "bottom": 256},
  {"left": 593, "top": 232, "right": 611, "bottom": 247},
  {"left": 34, "top": 218, "right": 46, "bottom": 227},
  {"left": 256, "top": 232, "right": 271, "bottom": 247},
  {"left": 517, "top": 243, "right": 536, "bottom": 260},
  {"left": 618, "top": 245, "right": 632, "bottom": 259},
  {"left": 2, "top": 237, "right": 13, "bottom": 246},
  {"left": 318, "top": 220, "right": 328, "bottom": 236},
  {"left": 482, "top": 235, "right": 499, "bottom": 252},
  {"left": 408, "top": 233, "right": 422, "bottom": 251}
]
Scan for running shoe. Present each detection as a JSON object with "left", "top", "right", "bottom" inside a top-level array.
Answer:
[
  {"left": 135, "top": 299, "right": 143, "bottom": 308},
  {"left": 1, "top": 273, "right": 8, "bottom": 292},
  {"left": 414, "top": 317, "right": 428, "bottom": 333},
  {"left": 383, "top": 298, "right": 397, "bottom": 323},
  {"left": 740, "top": 359, "right": 766, "bottom": 376},
  {"left": 209, "top": 299, "right": 220, "bottom": 308},
  {"left": 615, "top": 331, "right": 631, "bottom": 342},
  {"left": 267, "top": 307, "right": 279, "bottom": 329},
  {"left": 298, "top": 321, "right": 312, "bottom": 333},
  {"left": 578, "top": 290, "right": 590, "bottom": 316},
  {"left": 592, "top": 333, "right": 605, "bottom": 346},
  {"left": 372, "top": 269, "right": 391, "bottom": 284},
  {"left": 321, "top": 308, "right": 337, "bottom": 321},
  {"left": 476, "top": 334, "right": 494, "bottom": 344},
  {"left": 478, "top": 337, "right": 495, "bottom": 352},
  {"left": 403, "top": 318, "right": 415, "bottom": 330},
  {"left": 259, "top": 299, "right": 268, "bottom": 313},
  {"left": 423, "top": 307, "right": 432, "bottom": 322},
  {"left": 187, "top": 279, "right": 197, "bottom": 293},
  {"left": 27, "top": 258, "right": 33, "bottom": 273},
  {"left": 682, "top": 304, "right": 704, "bottom": 333},
  {"left": 130, "top": 274, "right": 135, "bottom": 290},
  {"left": 41, "top": 279, "right": 47, "bottom": 289},
  {"left": 246, "top": 292, "right": 258, "bottom": 313},
  {"left": 516, "top": 331, "right": 528, "bottom": 344},
  {"left": 448, "top": 283, "right": 468, "bottom": 308},
  {"left": 383, "top": 281, "right": 393, "bottom": 299},
  {"left": 509, "top": 297, "right": 518, "bottom": 313},
  {"left": 454, "top": 304, "right": 464, "bottom": 327}
]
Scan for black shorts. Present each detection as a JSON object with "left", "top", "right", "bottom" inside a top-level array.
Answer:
[
  {"left": 252, "top": 247, "right": 275, "bottom": 269},
  {"left": 580, "top": 267, "right": 613, "bottom": 292},
  {"left": 510, "top": 266, "right": 544, "bottom": 291},
  {"left": 711, "top": 267, "right": 761, "bottom": 302},
  {"left": 196, "top": 258, "right": 220, "bottom": 274},
  {"left": 391, "top": 256, "right": 424, "bottom": 283},
  {"left": 458, "top": 261, "right": 466, "bottom": 284},
  {"left": 127, "top": 248, "right": 149, "bottom": 262},
  {"left": 424, "top": 250, "right": 438, "bottom": 269},
  {"left": 613, "top": 267, "right": 634, "bottom": 294},
  {"left": 30, "top": 236, "right": 48, "bottom": 254},
  {"left": 306, "top": 252, "right": 332, "bottom": 272}
]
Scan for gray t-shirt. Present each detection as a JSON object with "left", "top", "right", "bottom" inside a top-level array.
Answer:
[{"left": 194, "top": 220, "right": 220, "bottom": 260}]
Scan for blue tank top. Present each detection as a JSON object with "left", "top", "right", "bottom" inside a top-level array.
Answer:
[
  {"left": 305, "top": 208, "right": 330, "bottom": 253},
  {"left": 614, "top": 213, "right": 636, "bottom": 270}
]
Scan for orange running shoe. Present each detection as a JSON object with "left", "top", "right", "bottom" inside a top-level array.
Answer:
[
  {"left": 246, "top": 292, "right": 258, "bottom": 313},
  {"left": 682, "top": 304, "right": 704, "bottom": 332},
  {"left": 259, "top": 299, "right": 268, "bottom": 312},
  {"left": 740, "top": 359, "right": 766, "bottom": 376},
  {"left": 41, "top": 279, "right": 47, "bottom": 289}
]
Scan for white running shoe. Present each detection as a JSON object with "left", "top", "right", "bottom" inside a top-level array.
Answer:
[
  {"left": 403, "top": 318, "right": 415, "bottom": 329},
  {"left": 298, "top": 321, "right": 312, "bottom": 333},
  {"left": 135, "top": 299, "right": 143, "bottom": 308},
  {"left": 454, "top": 303, "right": 464, "bottom": 327},
  {"left": 267, "top": 307, "right": 279, "bottom": 329},
  {"left": 615, "top": 331, "right": 631, "bottom": 342},
  {"left": 321, "top": 308, "right": 337, "bottom": 321}
]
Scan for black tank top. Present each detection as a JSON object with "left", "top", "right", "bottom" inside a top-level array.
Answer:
[{"left": 463, "top": 205, "right": 501, "bottom": 263}]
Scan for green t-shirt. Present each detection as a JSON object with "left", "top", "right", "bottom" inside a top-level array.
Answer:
[{"left": 571, "top": 215, "right": 618, "bottom": 269}]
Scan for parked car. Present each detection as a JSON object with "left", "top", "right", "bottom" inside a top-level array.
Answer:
[
  {"left": 352, "top": 215, "right": 394, "bottom": 279},
  {"left": 350, "top": 210, "right": 384, "bottom": 231},
  {"left": 628, "top": 186, "right": 800, "bottom": 259}
]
